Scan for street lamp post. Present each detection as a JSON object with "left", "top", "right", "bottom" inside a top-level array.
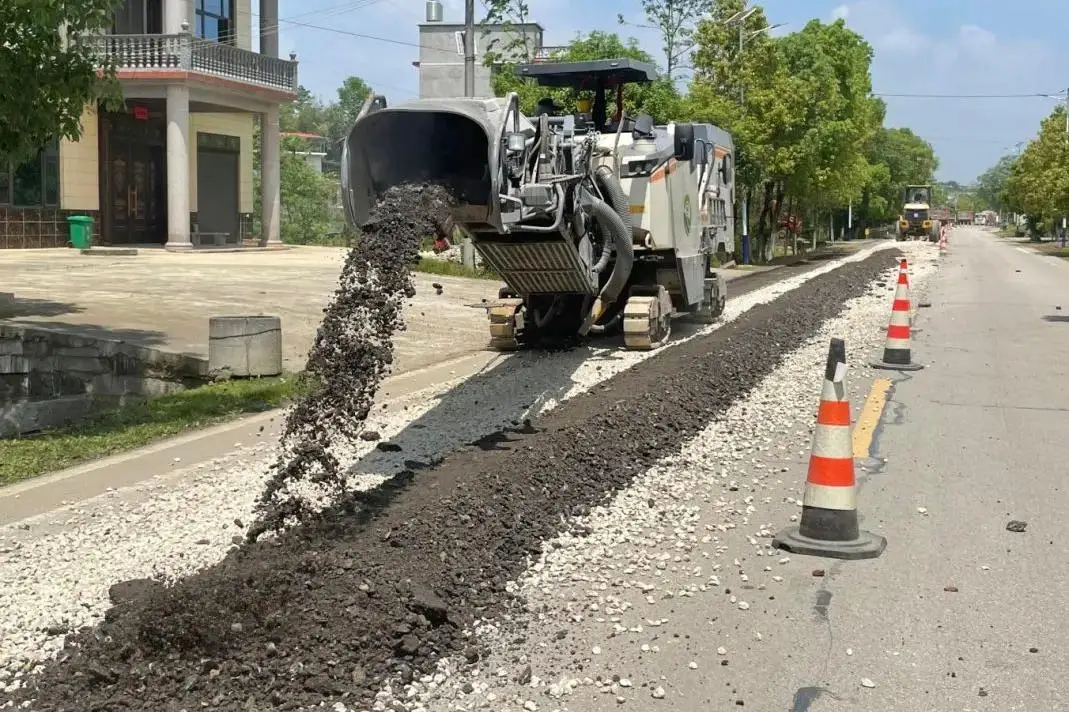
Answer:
[{"left": 722, "top": 8, "right": 783, "bottom": 264}]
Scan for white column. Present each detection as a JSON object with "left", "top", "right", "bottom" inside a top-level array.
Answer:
[
  {"left": 261, "top": 106, "right": 281, "bottom": 247},
  {"left": 164, "top": 0, "right": 185, "bottom": 33},
  {"left": 260, "top": 0, "right": 279, "bottom": 57},
  {"left": 166, "top": 84, "right": 192, "bottom": 250}
]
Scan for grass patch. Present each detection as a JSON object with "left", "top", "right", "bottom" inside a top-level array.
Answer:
[
  {"left": 0, "top": 375, "right": 303, "bottom": 487},
  {"left": 1033, "top": 243, "right": 1069, "bottom": 258},
  {"left": 413, "top": 257, "right": 500, "bottom": 281}
]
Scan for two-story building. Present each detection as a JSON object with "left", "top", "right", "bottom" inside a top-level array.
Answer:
[{"left": 0, "top": 0, "right": 296, "bottom": 250}]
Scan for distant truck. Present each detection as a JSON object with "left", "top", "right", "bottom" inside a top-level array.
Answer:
[
  {"left": 956, "top": 210, "right": 975, "bottom": 225},
  {"left": 930, "top": 206, "right": 953, "bottom": 224},
  {"left": 897, "top": 185, "right": 941, "bottom": 242}
]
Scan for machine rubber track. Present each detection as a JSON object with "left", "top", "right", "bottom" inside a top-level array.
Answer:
[
  {"left": 622, "top": 286, "right": 673, "bottom": 351},
  {"left": 487, "top": 299, "right": 523, "bottom": 351},
  {"left": 486, "top": 287, "right": 678, "bottom": 352}
]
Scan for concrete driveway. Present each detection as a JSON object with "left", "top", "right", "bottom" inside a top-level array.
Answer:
[{"left": 0, "top": 246, "right": 494, "bottom": 374}]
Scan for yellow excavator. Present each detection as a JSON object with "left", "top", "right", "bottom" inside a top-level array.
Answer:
[{"left": 896, "top": 185, "right": 941, "bottom": 242}]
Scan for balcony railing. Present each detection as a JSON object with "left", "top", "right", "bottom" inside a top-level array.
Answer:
[{"left": 84, "top": 33, "right": 298, "bottom": 94}]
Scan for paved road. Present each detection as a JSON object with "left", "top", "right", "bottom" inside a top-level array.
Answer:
[
  {"left": 419, "top": 229, "right": 1067, "bottom": 712},
  {"left": 762, "top": 228, "right": 1069, "bottom": 711}
]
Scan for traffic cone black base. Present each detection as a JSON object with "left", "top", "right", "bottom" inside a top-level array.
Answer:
[
  {"left": 870, "top": 358, "right": 924, "bottom": 371},
  {"left": 773, "top": 524, "right": 887, "bottom": 561}
]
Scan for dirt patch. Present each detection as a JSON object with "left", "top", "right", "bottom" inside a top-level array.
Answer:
[
  {"left": 253, "top": 184, "right": 454, "bottom": 536},
  {"left": 11, "top": 251, "right": 899, "bottom": 712}
]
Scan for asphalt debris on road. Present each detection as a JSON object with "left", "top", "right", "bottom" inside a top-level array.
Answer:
[
  {"left": 1006, "top": 520, "right": 1028, "bottom": 533},
  {"left": 9, "top": 250, "right": 900, "bottom": 711},
  {"left": 252, "top": 183, "right": 455, "bottom": 537}
]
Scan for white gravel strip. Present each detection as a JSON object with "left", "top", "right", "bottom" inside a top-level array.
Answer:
[
  {"left": 0, "top": 241, "right": 902, "bottom": 688},
  {"left": 364, "top": 242, "right": 939, "bottom": 712}
]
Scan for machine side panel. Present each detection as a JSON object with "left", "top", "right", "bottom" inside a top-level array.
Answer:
[{"left": 675, "top": 254, "right": 706, "bottom": 308}]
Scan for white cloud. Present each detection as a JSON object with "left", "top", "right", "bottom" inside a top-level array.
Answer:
[
  {"left": 834, "top": 0, "right": 1064, "bottom": 182},
  {"left": 831, "top": 5, "right": 850, "bottom": 21}
]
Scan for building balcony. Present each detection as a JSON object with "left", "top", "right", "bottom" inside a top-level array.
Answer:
[{"left": 85, "top": 33, "right": 298, "bottom": 97}]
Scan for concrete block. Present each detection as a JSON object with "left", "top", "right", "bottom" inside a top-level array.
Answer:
[
  {"left": 208, "top": 316, "right": 283, "bottom": 377},
  {"left": 0, "top": 395, "right": 95, "bottom": 437}
]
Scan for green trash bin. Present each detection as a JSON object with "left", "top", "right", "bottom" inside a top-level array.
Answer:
[{"left": 67, "top": 215, "right": 94, "bottom": 250}]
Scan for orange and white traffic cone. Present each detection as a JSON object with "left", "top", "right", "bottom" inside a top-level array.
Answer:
[
  {"left": 897, "top": 257, "right": 915, "bottom": 322},
  {"left": 773, "top": 338, "right": 886, "bottom": 560},
  {"left": 871, "top": 267, "right": 923, "bottom": 371}
]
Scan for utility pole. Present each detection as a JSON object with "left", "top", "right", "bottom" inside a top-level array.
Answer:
[
  {"left": 463, "top": 0, "right": 475, "bottom": 97},
  {"left": 738, "top": 20, "right": 748, "bottom": 263},
  {"left": 1056, "top": 87, "right": 1064, "bottom": 135}
]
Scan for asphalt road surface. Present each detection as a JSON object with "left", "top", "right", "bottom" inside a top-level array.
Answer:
[{"left": 409, "top": 228, "right": 1068, "bottom": 712}]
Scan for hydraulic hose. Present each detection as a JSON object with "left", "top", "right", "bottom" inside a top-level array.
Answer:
[
  {"left": 594, "top": 165, "right": 633, "bottom": 239},
  {"left": 578, "top": 192, "right": 634, "bottom": 338},
  {"left": 589, "top": 195, "right": 633, "bottom": 305},
  {"left": 591, "top": 221, "right": 613, "bottom": 274}
]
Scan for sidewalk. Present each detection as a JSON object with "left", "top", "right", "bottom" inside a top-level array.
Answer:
[{"left": 0, "top": 349, "right": 503, "bottom": 527}]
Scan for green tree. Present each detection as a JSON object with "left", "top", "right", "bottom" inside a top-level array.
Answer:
[
  {"left": 0, "top": 0, "right": 123, "bottom": 162},
  {"left": 618, "top": 0, "right": 713, "bottom": 78},
  {"left": 325, "top": 76, "right": 373, "bottom": 151},
  {"left": 278, "top": 76, "right": 372, "bottom": 166},
  {"left": 279, "top": 136, "right": 341, "bottom": 245},
  {"left": 975, "top": 154, "right": 1015, "bottom": 213},
  {"left": 858, "top": 125, "right": 938, "bottom": 224},
  {"left": 280, "top": 86, "right": 331, "bottom": 135},
  {"left": 1003, "top": 106, "right": 1069, "bottom": 237},
  {"left": 690, "top": 9, "right": 884, "bottom": 259},
  {"left": 481, "top": 0, "right": 539, "bottom": 58}
]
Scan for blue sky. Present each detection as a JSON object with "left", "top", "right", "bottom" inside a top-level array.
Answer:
[{"left": 269, "top": 0, "right": 1069, "bottom": 183}]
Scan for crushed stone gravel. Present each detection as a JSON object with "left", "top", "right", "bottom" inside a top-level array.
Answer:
[{"left": 378, "top": 242, "right": 940, "bottom": 712}]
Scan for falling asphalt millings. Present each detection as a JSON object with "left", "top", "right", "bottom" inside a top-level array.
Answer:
[
  {"left": 10, "top": 250, "right": 900, "bottom": 711},
  {"left": 253, "top": 183, "right": 455, "bottom": 537}
]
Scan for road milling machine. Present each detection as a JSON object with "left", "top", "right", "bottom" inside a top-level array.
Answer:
[
  {"left": 341, "top": 58, "right": 737, "bottom": 351},
  {"left": 896, "top": 184, "right": 941, "bottom": 242}
]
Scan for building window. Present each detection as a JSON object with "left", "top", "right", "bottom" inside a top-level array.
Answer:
[
  {"left": 195, "top": 0, "right": 234, "bottom": 44},
  {"left": 0, "top": 142, "right": 60, "bottom": 208}
]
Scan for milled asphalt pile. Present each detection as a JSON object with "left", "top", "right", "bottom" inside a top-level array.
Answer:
[
  {"left": 0, "top": 244, "right": 890, "bottom": 693},
  {"left": 4, "top": 245, "right": 910, "bottom": 711},
  {"left": 393, "top": 243, "right": 939, "bottom": 711}
]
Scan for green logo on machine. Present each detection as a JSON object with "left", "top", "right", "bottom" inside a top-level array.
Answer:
[{"left": 682, "top": 194, "right": 693, "bottom": 234}]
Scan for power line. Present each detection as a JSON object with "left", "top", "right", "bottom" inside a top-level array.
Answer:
[{"left": 873, "top": 92, "right": 1056, "bottom": 99}]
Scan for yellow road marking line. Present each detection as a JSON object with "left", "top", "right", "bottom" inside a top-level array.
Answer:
[{"left": 853, "top": 378, "right": 892, "bottom": 459}]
